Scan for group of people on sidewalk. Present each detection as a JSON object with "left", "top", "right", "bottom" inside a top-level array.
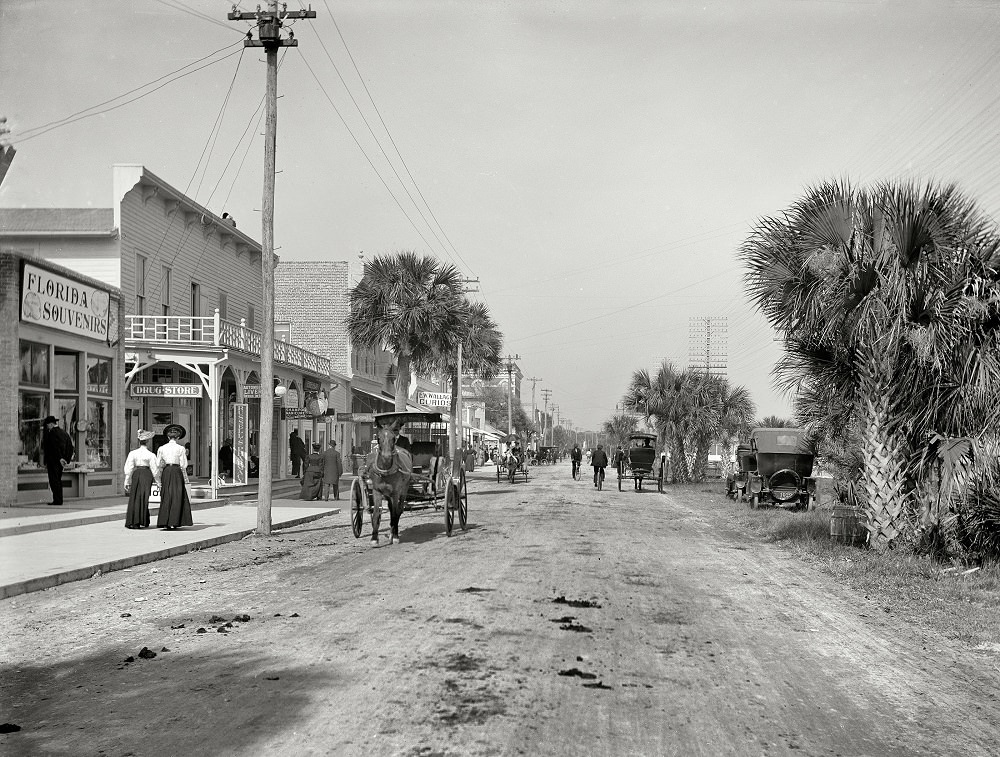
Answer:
[
  {"left": 289, "top": 430, "right": 343, "bottom": 501},
  {"left": 122, "top": 423, "right": 193, "bottom": 530}
]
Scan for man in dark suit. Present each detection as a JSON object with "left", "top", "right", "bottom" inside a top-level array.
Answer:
[
  {"left": 41, "top": 416, "right": 74, "bottom": 506},
  {"left": 289, "top": 429, "right": 307, "bottom": 478}
]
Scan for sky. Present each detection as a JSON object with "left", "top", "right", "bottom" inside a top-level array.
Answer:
[{"left": 3, "top": 0, "right": 1000, "bottom": 431}]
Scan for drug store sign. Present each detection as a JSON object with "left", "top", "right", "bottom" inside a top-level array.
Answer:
[{"left": 21, "top": 264, "right": 110, "bottom": 341}]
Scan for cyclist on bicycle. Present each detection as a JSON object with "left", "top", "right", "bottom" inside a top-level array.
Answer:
[
  {"left": 570, "top": 443, "right": 582, "bottom": 479},
  {"left": 591, "top": 444, "right": 609, "bottom": 488}
]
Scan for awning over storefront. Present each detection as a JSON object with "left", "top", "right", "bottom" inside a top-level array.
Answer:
[{"left": 350, "top": 386, "right": 394, "bottom": 414}]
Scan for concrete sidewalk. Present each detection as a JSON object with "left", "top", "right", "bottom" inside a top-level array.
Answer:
[{"left": 0, "top": 498, "right": 341, "bottom": 600}]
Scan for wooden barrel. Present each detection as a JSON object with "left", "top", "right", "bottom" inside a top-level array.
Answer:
[{"left": 830, "top": 505, "right": 868, "bottom": 546}]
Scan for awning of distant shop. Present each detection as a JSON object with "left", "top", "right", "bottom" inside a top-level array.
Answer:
[{"left": 350, "top": 387, "right": 395, "bottom": 415}]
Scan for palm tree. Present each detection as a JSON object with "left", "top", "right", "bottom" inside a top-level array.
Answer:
[
  {"left": 756, "top": 414, "right": 796, "bottom": 428},
  {"left": 435, "top": 300, "right": 503, "bottom": 466},
  {"left": 347, "top": 251, "right": 465, "bottom": 411},
  {"left": 626, "top": 362, "right": 696, "bottom": 483},
  {"left": 742, "top": 179, "right": 1000, "bottom": 551},
  {"left": 601, "top": 413, "right": 638, "bottom": 452}
]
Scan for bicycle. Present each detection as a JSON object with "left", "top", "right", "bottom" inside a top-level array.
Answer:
[
  {"left": 594, "top": 466, "right": 605, "bottom": 491},
  {"left": 572, "top": 460, "right": 581, "bottom": 480}
]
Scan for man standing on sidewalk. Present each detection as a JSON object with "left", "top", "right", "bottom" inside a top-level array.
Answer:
[
  {"left": 289, "top": 429, "right": 306, "bottom": 478},
  {"left": 41, "top": 415, "right": 74, "bottom": 506},
  {"left": 322, "top": 440, "right": 344, "bottom": 501}
]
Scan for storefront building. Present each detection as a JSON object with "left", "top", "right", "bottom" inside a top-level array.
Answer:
[{"left": 1, "top": 253, "right": 125, "bottom": 505}]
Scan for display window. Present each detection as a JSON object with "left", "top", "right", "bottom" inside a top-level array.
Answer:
[{"left": 17, "top": 339, "right": 114, "bottom": 474}]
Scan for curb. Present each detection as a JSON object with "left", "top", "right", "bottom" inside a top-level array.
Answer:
[
  {"left": 0, "top": 500, "right": 228, "bottom": 538},
  {"left": 0, "top": 507, "right": 340, "bottom": 601}
]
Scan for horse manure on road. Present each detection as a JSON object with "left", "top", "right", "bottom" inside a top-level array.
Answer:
[
  {"left": 559, "top": 622, "right": 593, "bottom": 633},
  {"left": 552, "top": 596, "right": 601, "bottom": 608},
  {"left": 558, "top": 667, "right": 597, "bottom": 679}
]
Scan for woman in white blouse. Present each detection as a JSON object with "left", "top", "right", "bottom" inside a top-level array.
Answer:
[
  {"left": 124, "top": 429, "right": 158, "bottom": 529},
  {"left": 155, "top": 424, "right": 193, "bottom": 529}
]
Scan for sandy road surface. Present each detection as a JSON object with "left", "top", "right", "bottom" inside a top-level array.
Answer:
[{"left": 2, "top": 465, "right": 999, "bottom": 756}]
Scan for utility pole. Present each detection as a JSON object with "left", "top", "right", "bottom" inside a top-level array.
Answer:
[
  {"left": 228, "top": 2, "right": 316, "bottom": 536},
  {"left": 540, "top": 389, "right": 552, "bottom": 447},
  {"left": 452, "top": 278, "right": 479, "bottom": 474},
  {"left": 551, "top": 405, "right": 560, "bottom": 446},
  {"left": 524, "top": 376, "right": 542, "bottom": 446},
  {"left": 500, "top": 355, "right": 520, "bottom": 436}
]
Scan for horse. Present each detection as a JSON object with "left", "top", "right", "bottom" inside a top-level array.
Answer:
[
  {"left": 505, "top": 447, "right": 523, "bottom": 483},
  {"left": 364, "top": 421, "right": 412, "bottom": 545}
]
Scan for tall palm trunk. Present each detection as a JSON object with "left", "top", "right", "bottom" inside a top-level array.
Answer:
[
  {"left": 690, "top": 437, "right": 711, "bottom": 482},
  {"left": 670, "top": 435, "right": 690, "bottom": 483},
  {"left": 860, "top": 375, "right": 910, "bottom": 551},
  {"left": 394, "top": 353, "right": 411, "bottom": 411}
]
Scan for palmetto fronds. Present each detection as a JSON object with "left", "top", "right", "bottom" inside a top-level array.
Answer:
[{"left": 741, "top": 179, "right": 1000, "bottom": 551}]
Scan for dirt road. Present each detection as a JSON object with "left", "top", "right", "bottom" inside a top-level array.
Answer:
[{"left": 3, "top": 465, "right": 998, "bottom": 756}]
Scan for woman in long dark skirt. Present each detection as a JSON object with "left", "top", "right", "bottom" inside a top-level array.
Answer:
[
  {"left": 124, "top": 429, "right": 158, "bottom": 528},
  {"left": 300, "top": 443, "right": 325, "bottom": 501},
  {"left": 155, "top": 424, "right": 194, "bottom": 530}
]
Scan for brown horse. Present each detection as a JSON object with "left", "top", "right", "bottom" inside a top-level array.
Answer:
[{"left": 365, "top": 421, "right": 412, "bottom": 545}]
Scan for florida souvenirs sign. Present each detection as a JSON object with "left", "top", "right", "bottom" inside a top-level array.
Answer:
[{"left": 20, "top": 263, "right": 110, "bottom": 341}]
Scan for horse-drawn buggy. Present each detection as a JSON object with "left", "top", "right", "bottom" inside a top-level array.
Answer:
[
  {"left": 617, "top": 432, "right": 663, "bottom": 492},
  {"left": 350, "top": 411, "right": 468, "bottom": 544},
  {"left": 496, "top": 435, "right": 530, "bottom": 483},
  {"left": 743, "top": 427, "right": 816, "bottom": 510},
  {"left": 531, "top": 446, "right": 557, "bottom": 465}
]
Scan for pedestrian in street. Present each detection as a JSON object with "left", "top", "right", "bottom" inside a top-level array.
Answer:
[
  {"left": 155, "top": 424, "right": 193, "bottom": 530},
  {"left": 300, "top": 442, "right": 325, "bottom": 501},
  {"left": 322, "top": 440, "right": 344, "bottom": 501},
  {"left": 289, "top": 429, "right": 306, "bottom": 478},
  {"left": 123, "top": 429, "right": 157, "bottom": 528},
  {"left": 41, "top": 415, "right": 74, "bottom": 506},
  {"left": 591, "top": 444, "right": 609, "bottom": 488}
]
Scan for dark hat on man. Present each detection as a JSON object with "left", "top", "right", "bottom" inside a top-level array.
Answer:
[
  {"left": 163, "top": 423, "right": 187, "bottom": 440},
  {"left": 42, "top": 415, "right": 59, "bottom": 426}
]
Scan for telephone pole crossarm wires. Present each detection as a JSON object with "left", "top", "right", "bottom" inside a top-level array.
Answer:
[{"left": 227, "top": 2, "right": 316, "bottom": 537}]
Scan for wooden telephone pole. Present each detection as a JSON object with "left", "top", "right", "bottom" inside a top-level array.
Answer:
[
  {"left": 540, "top": 388, "right": 552, "bottom": 446},
  {"left": 228, "top": 2, "right": 316, "bottom": 536}
]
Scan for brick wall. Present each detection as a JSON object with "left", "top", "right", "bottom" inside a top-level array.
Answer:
[
  {"left": 274, "top": 261, "right": 350, "bottom": 374},
  {"left": 0, "top": 255, "right": 18, "bottom": 505}
]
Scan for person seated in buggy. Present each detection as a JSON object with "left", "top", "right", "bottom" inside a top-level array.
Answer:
[{"left": 395, "top": 433, "right": 411, "bottom": 452}]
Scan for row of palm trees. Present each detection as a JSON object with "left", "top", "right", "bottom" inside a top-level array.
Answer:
[
  {"left": 618, "top": 364, "right": 756, "bottom": 483},
  {"left": 742, "top": 179, "right": 1000, "bottom": 556},
  {"left": 346, "top": 251, "right": 503, "bottom": 454}
]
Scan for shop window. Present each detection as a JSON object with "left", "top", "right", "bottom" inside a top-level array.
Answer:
[
  {"left": 84, "top": 399, "right": 112, "bottom": 470},
  {"left": 17, "top": 391, "right": 49, "bottom": 471},
  {"left": 54, "top": 351, "right": 78, "bottom": 391},
  {"left": 87, "top": 357, "right": 112, "bottom": 395},
  {"left": 19, "top": 341, "right": 49, "bottom": 387}
]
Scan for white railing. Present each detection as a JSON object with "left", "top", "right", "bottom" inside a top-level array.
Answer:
[{"left": 125, "top": 311, "right": 332, "bottom": 376}]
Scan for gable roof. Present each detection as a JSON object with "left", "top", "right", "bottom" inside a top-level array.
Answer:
[{"left": 0, "top": 208, "right": 116, "bottom": 236}]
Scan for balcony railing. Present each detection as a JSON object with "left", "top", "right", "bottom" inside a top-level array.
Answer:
[{"left": 125, "top": 311, "right": 332, "bottom": 376}]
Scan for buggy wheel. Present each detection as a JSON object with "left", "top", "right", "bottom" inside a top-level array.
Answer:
[
  {"left": 750, "top": 492, "right": 759, "bottom": 509},
  {"left": 445, "top": 478, "right": 457, "bottom": 536},
  {"left": 350, "top": 477, "right": 367, "bottom": 538},
  {"left": 459, "top": 468, "right": 468, "bottom": 529},
  {"left": 657, "top": 471, "right": 663, "bottom": 493}
]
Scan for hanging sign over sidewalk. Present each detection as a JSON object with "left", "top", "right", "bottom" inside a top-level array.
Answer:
[
  {"left": 130, "top": 384, "right": 203, "bottom": 398},
  {"left": 417, "top": 391, "right": 450, "bottom": 408}
]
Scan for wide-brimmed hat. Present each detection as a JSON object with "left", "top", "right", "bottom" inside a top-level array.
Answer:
[
  {"left": 163, "top": 423, "right": 187, "bottom": 440},
  {"left": 137, "top": 429, "right": 155, "bottom": 442},
  {"left": 42, "top": 415, "right": 59, "bottom": 426}
]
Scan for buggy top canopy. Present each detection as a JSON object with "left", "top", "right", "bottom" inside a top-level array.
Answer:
[
  {"left": 374, "top": 412, "right": 445, "bottom": 428},
  {"left": 628, "top": 432, "right": 657, "bottom": 443}
]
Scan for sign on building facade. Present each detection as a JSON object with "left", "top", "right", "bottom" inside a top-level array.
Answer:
[{"left": 20, "top": 263, "right": 110, "bottom": 341}]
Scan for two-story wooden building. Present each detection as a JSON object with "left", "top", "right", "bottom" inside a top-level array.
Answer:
[{"left": 0, "top": 165, "right": 336, "bottom": 502}]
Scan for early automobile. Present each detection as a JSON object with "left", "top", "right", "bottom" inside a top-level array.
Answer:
[{"left": 745, "top": 427, "right": 816, "bottom": 510}]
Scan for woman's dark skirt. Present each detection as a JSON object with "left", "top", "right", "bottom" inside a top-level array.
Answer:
[
  {"left": 156, "top": 464, "right": 193, "bottom": 528},
  {"left": 300, "top": 469, "right": 324, "bottom": 501},
  {"left": 125, "top": 467, "right": 154, "bottom": 528}
]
